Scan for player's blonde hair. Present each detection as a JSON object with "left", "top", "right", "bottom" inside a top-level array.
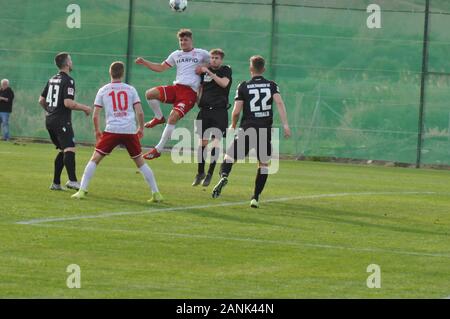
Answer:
[
  {"left": 210, "top": 49, "right": 225, "bottom": 59},
  {"left": 110, "top": 61, "right": 125, "bottom": 79}
]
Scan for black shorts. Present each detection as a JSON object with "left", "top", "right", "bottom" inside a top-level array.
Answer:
[
  {"left": 195, "top": 107, "right": 228, "bottom": 140},
  {"left": 46, "top": 121, "right": 75, "bottom": 150},
  {"left": 226, "top": 126, "right": 272, "bottom": 163}
]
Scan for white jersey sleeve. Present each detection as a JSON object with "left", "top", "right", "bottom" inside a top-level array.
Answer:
[
  {"left": 131, "top": 87, "right": 141, "bottom": 106},
  {"left": 94, "top": 88, "right": 104, "bottom": 107},
  {"left": 165, "top": 51, "right": 177, "bottom": 67},
  {"left": 200, "top": 49, "right": 210, "bottom": 64}
]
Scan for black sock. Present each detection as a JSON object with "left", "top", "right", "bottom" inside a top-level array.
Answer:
[
  {"left": 197, "top": 145, "right": 206, "bottom": 175},
  {"left": 208, "top": 147, "right": 218, "bottom": 175},
  {"left": 253, "top": 167, "right": 269, "bottom": 201},
  {"left": 53, "top": 152, "right": 65, "bottom": 184},
  {"left": 64, "top": 151, "right": 77, "bottom": 182},
  {"left": 220, "top": 160, "right": 233, "bottom": 178}
]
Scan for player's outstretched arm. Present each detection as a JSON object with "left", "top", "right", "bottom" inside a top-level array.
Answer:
[
  {"left": 273, "top": 93, "right": 292, "bottom": 138},
  {"left": 133, "top": 102, "right": 145, "bottom": 139},
  {"left": 135, "top": 57, "right": 171, "bottom": 73},
  {"left": 64, "top": 99, "right": 92, "bottom": 116},
  {"left": 92, "top": 106, "right": 102, "bottom": 142},
  {"left": 230, "top": 101, "right": 243, "bottom": 129}
]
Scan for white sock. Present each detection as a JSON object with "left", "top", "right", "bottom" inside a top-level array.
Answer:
[
  {"left": 147, "top": 99, "right": 163, "bottom": 119},
  {"left": 80, "top": 161, "right": 97, "bottom": 191},
  {"left": 155, "top": 124, "right": 175, "bottom": 152},
  {"left": 139, "top": 164, "right": 159, "bottom": 193}
]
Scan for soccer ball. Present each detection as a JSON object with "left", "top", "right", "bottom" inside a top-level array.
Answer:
[{"left": 169, "top": 0, "right": 187, "bottom": 12}]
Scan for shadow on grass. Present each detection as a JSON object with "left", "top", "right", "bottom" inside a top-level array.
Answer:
[
  {"left": 269, "top": 202, "right": 449, "bottom": 237},
  {"left": 181, "top": 207, "right": 295, "bottom": 229}
]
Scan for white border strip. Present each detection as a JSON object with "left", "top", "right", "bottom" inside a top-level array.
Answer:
[{"left": 16, "top": 191, "right": 437, "bottom": 225}]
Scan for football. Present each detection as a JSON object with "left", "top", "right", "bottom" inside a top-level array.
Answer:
[{"left": 169, "top": 0, "right": 188, "bottom": 12}]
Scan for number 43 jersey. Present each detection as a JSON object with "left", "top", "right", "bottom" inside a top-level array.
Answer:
[
  {"left": 94, "top": 82, "right": 141, "bottom": 134},
  {"left": 41, "top": 71, "right": 76, "bottom": 126},
  {"left": 234, "top": 75, "right": 280, "bottom": 129}
]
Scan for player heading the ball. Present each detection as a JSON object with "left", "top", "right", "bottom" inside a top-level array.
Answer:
[{"left": 135, "top": 28, "right": 210, "bottom": 160}]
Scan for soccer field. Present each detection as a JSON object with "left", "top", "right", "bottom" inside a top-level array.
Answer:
[{"left": 0, "top": 141, "right": 449, "bottom": 298}]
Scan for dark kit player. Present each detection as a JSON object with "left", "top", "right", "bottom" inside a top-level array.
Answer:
[
  {"left": 212, "top": 55, "right": 291, "bottom": 208},
  {"left": 39, "top": 52, "right": 91, "bottom": 191},
  {"left": 193, "top": 48, "right": 232, "bottom": 187}
]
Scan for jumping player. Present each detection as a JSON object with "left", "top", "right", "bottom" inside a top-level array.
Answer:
[
  {"left": 71, "top": 62, "right": 162, "bottom": 202},
  {"left": 135, "top": 28, "right": 210, "bottom": 160}
]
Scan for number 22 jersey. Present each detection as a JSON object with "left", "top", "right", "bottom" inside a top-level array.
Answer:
[{"left": 234, "top": 75, "right": 280, "bottom": 129}]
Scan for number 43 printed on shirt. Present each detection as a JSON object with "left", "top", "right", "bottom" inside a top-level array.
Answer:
[{"left": 46, "top": 84, "right": 60, "bottom": 108}]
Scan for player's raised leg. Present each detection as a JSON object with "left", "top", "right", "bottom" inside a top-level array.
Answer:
[
  {"left": 145, "top": 87, "right": 166, "bottom": 128},
  {"left": 143, "top": 109, "right": 180, "bottom": 160}
]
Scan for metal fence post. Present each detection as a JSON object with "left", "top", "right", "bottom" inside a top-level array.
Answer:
[
  {"left": 125, "top": 0, "right": 134, "bottom": 84},
  {"left": 416, "top": 0, "right": 430, "bottom": 168},
  {"left": 269, "top": 0, "right": 277, "bottom": 80}
]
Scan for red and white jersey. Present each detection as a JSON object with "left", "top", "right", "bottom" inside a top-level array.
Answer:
[
  {"left": 94, "top": 82, "right": 141, "bottom": 134},
  {"left": 165, "top": 48, "right": 210, "bottom": 92}
]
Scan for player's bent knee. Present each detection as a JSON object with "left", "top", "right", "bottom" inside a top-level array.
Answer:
[
  {"left": 146, "top": 88, "right": 160, "bottom": 100},
  {"left": 224, "top": 154, "right": 235, "bottom": 163},
  {"left": 258, "top": 161, "right": 269, "bottom": 168},
  {"left": 133, "top": 155, "right": 145, "bottom": 168},
  {"left": 91, "top": 152, "right": 104, "bottom": 164},
  {"left": 212, "top": 138, "right": 222, "bottom": 147}
]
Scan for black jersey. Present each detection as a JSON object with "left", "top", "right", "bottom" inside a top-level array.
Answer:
[
  {"left": 199, "top": 65, "right": 232, "bottom": 109},
  {"left": 0, "top": 87, "right": 14, "bottom": 113},
  {"left": 234, "top": 75, "right": 280, "bottom": 128},
  {"left": 40, "top": 71, "right": 75, "bottom": 125}
]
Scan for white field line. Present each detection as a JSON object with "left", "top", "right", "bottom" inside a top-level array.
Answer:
[
  {"left": 16, "top": 191, "right": 437, "bottom": 225},
  {"left": 32, "top": 223, "right": 450, "bottom": 259}
]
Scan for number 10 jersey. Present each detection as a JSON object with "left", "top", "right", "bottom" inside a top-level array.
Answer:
[{"left": 94, "top": 82, "right": 141, "bottom": 134}]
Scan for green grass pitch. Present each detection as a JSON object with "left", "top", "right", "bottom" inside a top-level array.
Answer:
[{"left": 0, "top": 141, "right": 449, "bottom": 298}]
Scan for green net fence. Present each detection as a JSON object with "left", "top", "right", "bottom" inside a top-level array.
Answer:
[{"left": 1, "top": 0, "right": 449, "bottom": 165}]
